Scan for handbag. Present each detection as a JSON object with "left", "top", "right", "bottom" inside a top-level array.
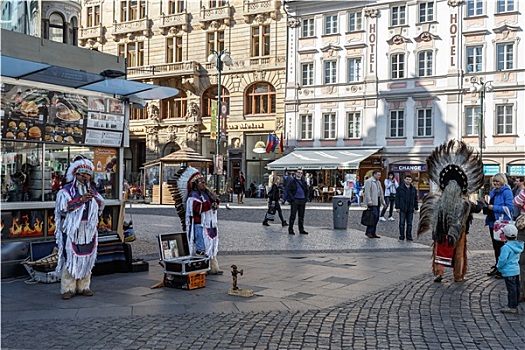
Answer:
[
  {"left": 360, "top": 208, "right": 375, "bottom": 226},
  {"left": 516, "top": 213, "right": 525, "bottom": 231},
  {"left": 265, "top": 203, "right": 276, "bottom": 221},
  {"left": 493, "top": 207, "right": 513, "bottom": 242}
]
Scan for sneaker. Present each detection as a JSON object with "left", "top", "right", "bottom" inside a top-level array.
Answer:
[
  {"left": 300, "top": 231, "right": 309, "bottom": 235},
  {"left": 379, "top": 217, "right": 386, "bottom": 222},
  {"left": 388, "top": 217, "right": 395, "bottom": 221},
  {"left": 500, "top": 307, "right": 518, "bottom": 314}
]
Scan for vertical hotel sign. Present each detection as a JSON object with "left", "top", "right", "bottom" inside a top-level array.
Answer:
[
  {"left": 449, "top": 11, "right": 458, "bottom": 67},
  {"left": 210, "top": 100, "right": 217, "bottom": 140}
]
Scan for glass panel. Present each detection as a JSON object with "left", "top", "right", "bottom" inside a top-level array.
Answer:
[{"left": 1, "top": 209, "right": 46, "bottom": 238}]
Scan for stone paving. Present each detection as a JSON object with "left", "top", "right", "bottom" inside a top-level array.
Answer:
[{"left": 2, "top": 200, "right": 524, "bottom": 349}]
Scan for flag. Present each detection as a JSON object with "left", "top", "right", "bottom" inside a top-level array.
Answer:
[
  {"left": 266, "top": 133, "right": 276, "bottom": 153},
  {"left": 278, "top": 132, "right": 284, "bottom": 153}
]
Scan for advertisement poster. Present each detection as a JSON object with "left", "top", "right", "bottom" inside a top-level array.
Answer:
[
  {"left": 85, "top": 129, "right": 123, "bottom": 147},
  {"left": 93, "top": 147, "right": 118, "bottom": 173}
]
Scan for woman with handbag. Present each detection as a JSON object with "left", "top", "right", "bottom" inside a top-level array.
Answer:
[
  {"left": 481, "top": 173, "right": 514, "bottom": 278},
  {"left": 263, "top": 176, "right": 288, "bottom": 227}
]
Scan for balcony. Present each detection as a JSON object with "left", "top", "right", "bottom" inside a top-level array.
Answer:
[
  {"left": 79, "top": 24, "right": 105, "bottom": 46},
  {"left": 243, "top": 0, "right": 280, "bottom": 21},
  {"left": 159, "top": 12, "right": 190, "bottom": 33},
  {"left": 127, "top": 61, "right": 201, "bottom": 79},
  {"left": 199, "top": 5, "right": 232, "bottom": 26},
  {"left": 112, "top": 17, "right": 150, "bottom": 39}
]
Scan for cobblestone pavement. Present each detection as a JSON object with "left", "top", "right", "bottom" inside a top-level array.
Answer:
[{"left": 2, "top": 254, "right": 523, "bottom": 350}]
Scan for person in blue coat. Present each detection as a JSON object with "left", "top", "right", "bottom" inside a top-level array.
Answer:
[
  {"left": 482, "top": 173, "right": 515, "bottom": 278},
  {"left": 350, "top": 175, "right": 363, "bottom": 206},
  {"left": 496, "top": 224, "right": 524, "bottom": 314}
]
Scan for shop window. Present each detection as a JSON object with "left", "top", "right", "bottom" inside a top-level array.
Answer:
[
  {"left": 1, "top": 142, "right": 43, "bottom": 202},
  {"left": 161, "top": 91, "right": 187, "bottom": 119},
  {"left": 251, "top": 24, "right": 270, "bottom": 57},
  {"left": 49, "top": 12, "right": 65, "bottom": 43},
  {"left": 202, "top": 85, "right": 229, "bottom": 117},
  {"left": 245, "top": 83, "right": 276, "bottom": 115}
]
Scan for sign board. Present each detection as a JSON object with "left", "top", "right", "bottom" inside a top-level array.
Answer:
[
  {"left": 215, "top": 155, "right": 223, "bottom": 175},
  {"left": 483, "top": 164, "right": 500, "bottom": 176},
  {"left": 508, "top": 165, "right": 525, "bottom": 176},
  {"left": 390, "top": 164, "right": 427, "bottom": 172},
  {"left": 210, "top": 100, "right": 217, "bottom": 140}
]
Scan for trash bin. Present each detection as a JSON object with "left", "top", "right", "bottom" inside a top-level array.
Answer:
[{"left": 333, "top": 196, "right": 351, "bottom": 229}]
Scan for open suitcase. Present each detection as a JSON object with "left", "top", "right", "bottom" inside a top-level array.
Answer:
[{"left": 157, "top": 232, "right": 210, "bottom": 276}]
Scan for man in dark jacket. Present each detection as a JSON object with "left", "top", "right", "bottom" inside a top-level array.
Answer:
[
  {"left": 395, "top": 174, "right": 419, "bottom": 240},
  {"left": 286, "top": 169, "right": 308, "bottom": 235}
]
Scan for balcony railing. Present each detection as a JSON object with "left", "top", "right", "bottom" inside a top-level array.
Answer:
[
  {"left": 159, "top": 12, "right": 189, "bottom": 33},
  {"left": 79, "top": 24, "right": 104, "bottom": 43},
  {"left": 204, "top": 55, "right": 285, "bottom": 71},
  {"left": 127, "top": 61, "right": 201, "bottom": 79},
  {"left": 243, "top": 0, "right": 280, "bottom": 20},
  {"left": 200, "top": 5, "right": 232, "bottom": 25},
  {"left": 112, "top": 17, "right": 150, "bottom": 37}
]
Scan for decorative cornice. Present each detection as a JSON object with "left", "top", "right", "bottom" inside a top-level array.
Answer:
[
  {"left": 288, "top": 18, "right": 301, "bottom": 28},
  {"left": 493, "top": 23, "right": 521, "bottom": 34},
  {"left": 364, "top": 8, "right": 379, "bottom": 18},
  {"left": 387, "top": 35, "right": 410, "bottom": 45},
  {"left": 320, "top": 43, "right": 343, "bottom": 52},
  {"left": 343, "top": 42, "right": 368, "bottom": 50},
  {"left": 447, "top": 0, "right": 464, "bottom": 7},
  {"left": 414, "top": 32, "right": 440, "bottom": 43}
]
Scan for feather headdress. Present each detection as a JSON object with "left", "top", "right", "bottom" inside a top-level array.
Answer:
[
  {"left": 65, "top": 155, "right": 94, "bottom": 183},
  {"left": 167, "top": 166, "right": 202, "bottom": 231},
  {"left": 417, "top": 140, "right": 484, "bottom": 245}
]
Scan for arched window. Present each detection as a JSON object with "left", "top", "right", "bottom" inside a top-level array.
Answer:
[
  {"left": 202, "top": 85, "right": 229, "bottom": 117},
  {"left": 245, "top": 82, "right": 276, "bottom": 115},
  {"left": 49, "top": 13, "right": 65, "bottom": 43},
  {"left": 161, "top": 90, "right": 187, "bottom": 119},
  {"left": 69, "top": 17, "right": 78, "bottom": 45}
]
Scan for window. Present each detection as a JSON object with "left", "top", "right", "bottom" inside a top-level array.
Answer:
[
  {"left": 86, "top": 5, "right": 100, "bottom": 27},
  {"left": 300, "top": 114, "right": 313, "bottom": 140},
  {"left": 497, "top": 0, "right": 514, "bottom": 13},
  {"left": 207, "top": 30, "right": 225, "bottom": 57},
  {"left": 209, "top": 0, "right": 227, "bottom": 8},
  {"left": 49, "top": 13, "right": 65, "bottom": 43},
  {"left": 166, "top": 36, "right": 183, "bottom": 63},
  {"left": 161, "top": 91, "right": 187, "bottom": 119},
  {"left": 131, "top": 105, "right": 147, "bottom": 120},
  {"left": 347, "top": 58, "right": 362, "bottom": 82},
  {"left": 419, "top": 2, "right": 434, "bottom": 23},
  {"left": 301, "top": 63, "right": 314, "bottom": 86},
  {"left": 252, "top": 24, "right": 270, "bottom": 57},
  {"left": 324, "top": 61, "right": 337, "bottom": 84},
  {"left": 348, "top": 11, "right": 362, "bottom": 32},
  {"left": 168, "top": 0, "right": 185, "bottom": 14},
  {"left": 496, "top": 43, "right": 513, "bottom": 70},
  {"left": 323, "top": 113, "right": 336, "bottom": 139},
  {"left": 465, "top": 106, "right": 480, "bottom": 135},
  {"left": 324, "top": 14, "right": 338, "bottom": 35},
  {"left": 245, "top": 83, "right": 276, "bottom": 115},
  {"left": 466, "top": 46, "right": 483, "bottom": 73},
  {"left": 417, "top": 108, "right": 432, "bottom": 136},
  {"left": 120, "top": 0, "right": 146, "bottom": 21},
  {"left": 302, "top": 18, "right": 314, "bottom": 38},
  {"left": 347, "top": 112, "right": 361, "bottom": 139},
  {"left": 467, "top": 0, "right": 483, "bottom": 17},
  {"left": 391, "top": 53, "right": 405, "bottom": 79},
  {"left": 418, "top": 51, "right": 433, "bottom": 77},
  {"left": 118, "top": 42, "right": 144, "bottom": 67},
  {"left": 391, "top": 5, "right": 406, "bottom": 26},
  {"left": 496, "top": 105, "right": 513, "bottom": 134},
  {"left": 389, "top": 110, "right": 404, "bottom": 137},
  {"left": 203, "top": 86, "right": 229, "bottom": 117}
]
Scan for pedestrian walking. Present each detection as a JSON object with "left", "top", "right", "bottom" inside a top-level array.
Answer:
[
  {"left": 395, "top": 174, "right": 418, "bottom": 241},
  {"left": 363, "top": 169, "right": 385, "bottom": 238},
  {"left": 55, "top": 155, "right": 105, "bottom": 300},
  {"left": 482, "top": 173, "right": 514, "bottom": 278},
  {"left": 263, "top": 176, "right": 288, "bottom": 227},
  {"left": 380, "top": 172, "right": 398, "bottom": 221},
  {"left": 350, "top": 175, "right": 362, "bottom": 206},
  {"left": 513, "top": 187, "right": 525, "bottom": 303},
  {"left": 234, "top": 171, "right": 246, "bottom": 204},
  {"left": 286, "top": 169, "right": 308, "bottom": 235},
  {"left": 496, "top": 224, "right": 524, "bottom": 314}
]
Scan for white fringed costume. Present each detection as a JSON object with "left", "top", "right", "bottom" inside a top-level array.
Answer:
[{"left": 54, "top": 157, "right": 104, "bottom": 294}]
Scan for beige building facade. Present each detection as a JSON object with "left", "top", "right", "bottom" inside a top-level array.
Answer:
[{"left": 77, "top": 0, "right": 287, "bottom": 190}]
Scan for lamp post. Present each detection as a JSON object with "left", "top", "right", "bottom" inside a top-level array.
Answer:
[
  {"left": 208, "top": 50, "right": 233, "bottom": 194},
  {"left": 470, "top": 78, "right": 493, "bottom": 197}
]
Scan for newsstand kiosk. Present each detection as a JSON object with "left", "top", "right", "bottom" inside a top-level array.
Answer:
[{"left": 0, "top": 30, "right": 178, "bottom": 278}]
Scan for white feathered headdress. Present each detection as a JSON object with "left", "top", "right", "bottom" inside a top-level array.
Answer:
[
  {"left": 167, "top": 166, "right": 202, "bottom": 231},
  {"left": 65, "top": 155, "right": 94, "bottom": 183}
]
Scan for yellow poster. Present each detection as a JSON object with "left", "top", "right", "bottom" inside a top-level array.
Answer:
[
  {"left": 210, "top": 100, "right": 217, "bottom": 140},
  {"left": 94, "top": 147, "right": 118, "bottom": 173}
]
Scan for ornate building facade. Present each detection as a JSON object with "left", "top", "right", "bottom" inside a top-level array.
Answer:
[
  {"left": 78, "top": 0, "right": 287, "bottom": 189},
  {"left": 283, "top": 0, "right": 525, "bottom": 194}
]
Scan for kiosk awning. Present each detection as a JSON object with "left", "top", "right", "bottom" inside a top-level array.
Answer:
[
  {"left": 0, "top": 55, "right": 179, "bottom": 101},
  {"left": 266, "top": 147, "right": 382, "bottom": 170}
]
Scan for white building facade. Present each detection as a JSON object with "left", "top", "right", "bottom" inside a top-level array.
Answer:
[{"left": 283, "top": 0, "right": 525, "bottom": 189}]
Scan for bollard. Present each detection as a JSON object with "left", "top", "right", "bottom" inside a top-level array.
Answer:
[{"left": 333, "top": 196, "right": 351, "bottom": 229}]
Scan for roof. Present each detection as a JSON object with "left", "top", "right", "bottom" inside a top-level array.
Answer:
[
  {"left": 266, "top": 147, "right": 382, "bottom": 170},
  {"left": 144, "top": 147, "right": 212, "bottom": 166}
]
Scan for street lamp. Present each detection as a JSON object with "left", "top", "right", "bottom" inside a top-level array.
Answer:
[
  {"left": 207, "top": 50, "right": 233, "bottom": 194},
  {"left": 469, "top": 78, "right": 493, "bottom": 197}
]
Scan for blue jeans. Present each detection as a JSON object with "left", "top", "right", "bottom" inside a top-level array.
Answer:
[
  {"left": 504, "top": 275, "right": 520, "bottom": 308},
  {"left": 365, "top": 205, "right": 380, "bottom": 235},
  {"left": 399, "top": 211, "right": 414, "bottom": 240},
  {"left": 350, "top": 192, "right": 361, "bottom": 206},
  {"left": 193, "top": 224, "right": 205, "bottom": 252}
]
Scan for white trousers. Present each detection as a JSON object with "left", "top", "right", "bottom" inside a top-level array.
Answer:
[{"left": 61, "top": 268, "right": 91, "bottom": 294}]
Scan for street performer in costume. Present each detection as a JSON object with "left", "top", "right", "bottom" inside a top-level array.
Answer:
[
  {"left": 417, "top": 140, "right": 484, "bottom": 283},
  {"left": 168, "top": 166, "right": 223, "bottom": 275},
  {"left": 54, "top": 155, "right": 105, "bottom": 299}
]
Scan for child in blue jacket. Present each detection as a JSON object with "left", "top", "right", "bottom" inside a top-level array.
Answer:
[{"left": 496, "top": 224, "right": 524, "bottom": 314}]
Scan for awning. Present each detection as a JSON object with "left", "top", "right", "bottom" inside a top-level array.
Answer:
[
  {"left": 0, "top": 55, "right": 179, "bottom": 101},
  {"left": 266, "top": 147, "right": 382, "bottom": 170}
]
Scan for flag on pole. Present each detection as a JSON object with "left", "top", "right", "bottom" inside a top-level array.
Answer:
[
  {"left": 266, "top": 133, "right": 277, "bottom": 153},
  {"left": 271, "top": 134, "right": 278, "bottom": 152},
  {"left": 278, "top": 132, "right": 284, "bottom": 153}
]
